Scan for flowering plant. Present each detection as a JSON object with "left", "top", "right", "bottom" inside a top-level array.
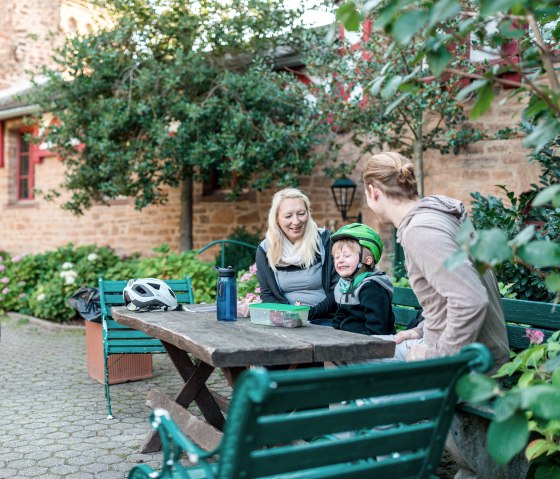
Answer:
[
  {"left": 236, "top": 264, "right": 261, "bottom": 317},
  {"left": 457, "top": 329, "right": 560, "bottom": 476}
]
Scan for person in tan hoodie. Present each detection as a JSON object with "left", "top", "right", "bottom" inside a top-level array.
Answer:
[{"left": 363, "top": 151, "right": 509, "bottom": 368}]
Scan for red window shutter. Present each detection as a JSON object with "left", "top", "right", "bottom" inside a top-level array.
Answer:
[{"left": 0, "top": 121, "right": 4, "bottom": 168}]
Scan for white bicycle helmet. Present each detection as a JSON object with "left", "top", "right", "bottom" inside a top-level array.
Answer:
[{"left": 123, "top": 278, "right": 178, "bottom": 311}]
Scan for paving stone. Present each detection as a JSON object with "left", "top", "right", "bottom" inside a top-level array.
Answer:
[{"left": 0, "top": 317, "right": 221, "bottom": 479}]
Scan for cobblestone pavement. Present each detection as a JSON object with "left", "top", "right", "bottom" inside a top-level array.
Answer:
[{"left": 0, "top": 316, "right": 232, "bottom": 479}]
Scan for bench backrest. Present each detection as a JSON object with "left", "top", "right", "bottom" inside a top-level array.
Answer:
[
  {"left": 98, "top": 277, "right": 194, "bottom": 355},
  {"left": 392, "top": 286, "right": 560, "bottom": 350},
  {"left": 201, "top": 344, "right": 492, "bottom": 479}
]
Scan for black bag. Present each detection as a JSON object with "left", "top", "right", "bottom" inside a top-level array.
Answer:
[{"left": 67, "top": 287, "right": 102, "bottom": 322}]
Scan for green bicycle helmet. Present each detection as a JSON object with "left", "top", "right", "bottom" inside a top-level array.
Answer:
[{"left": 331, "top": 223, "right": 383, "bottom": 264}]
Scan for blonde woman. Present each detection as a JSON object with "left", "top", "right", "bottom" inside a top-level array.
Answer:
[{"left": 256, "top": 188, "right": 338, "bottom": 325}]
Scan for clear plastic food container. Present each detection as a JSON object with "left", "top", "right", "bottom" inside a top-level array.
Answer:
[{"left": 249, "top": 303, "right": 310, "bottom": 328}]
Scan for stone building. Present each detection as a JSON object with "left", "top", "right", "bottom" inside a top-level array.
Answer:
[{"left": 0, "top": 0, "right": 541, "bottom": 271}]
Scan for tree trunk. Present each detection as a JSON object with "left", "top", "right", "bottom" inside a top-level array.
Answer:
[
  {"left": 413, "top": 123, "right": 424, "bottom": 197},
  {"left": 180, "top": 174, "right": 193, "bottom": 251}
]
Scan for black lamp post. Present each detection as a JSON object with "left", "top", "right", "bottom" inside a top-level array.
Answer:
[{"left": 331, "top": 177, "right": 361, "bottom": 222}]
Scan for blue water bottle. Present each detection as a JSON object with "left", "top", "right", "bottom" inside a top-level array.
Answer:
[{"left": 215, "top": 266, "right": 237, "bottom": 321}]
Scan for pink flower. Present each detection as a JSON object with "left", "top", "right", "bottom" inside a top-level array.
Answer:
[
  {"left": 2, "top": 288, "right": 9, "bottom": 295},
  {"left": 0, "top": 265, "right": 4, "bottom": 271},
  {"left": 526, "top": 328, "right": 544, "bottom": 346},
  {"left": 18, "top": 293, "right": 26, "bottom": 299},
  {"left": 0, "top": 277, "right": 9, "bottom": 284},
  {"left": 240, "top": 273, "right": 253, "bottom": 282},
  {"left": 12, "top": 255, "right": 23, "bottom": 262},
  {"left": 255, "top": 287, "right": 261, "bottom": 294},
  {"left": 249, "top": 263, "right": 257, "bottom": 274},
  {"left": 0, "top": 256, "right": 3, "bottom": 262}
]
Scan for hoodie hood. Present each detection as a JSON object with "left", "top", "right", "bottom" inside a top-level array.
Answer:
[{"left": 397, "top": 195, "right": 467, "bottom": 243}]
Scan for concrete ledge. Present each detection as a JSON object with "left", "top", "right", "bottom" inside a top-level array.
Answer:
[{"left": 6, "top": 312, "right": 85, "bottom": 332}]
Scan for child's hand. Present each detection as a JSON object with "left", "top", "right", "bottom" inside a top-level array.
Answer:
[{"left": 295, "top": 301, "right": 303, "bottom": 306}]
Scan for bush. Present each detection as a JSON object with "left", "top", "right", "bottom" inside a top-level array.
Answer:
[
  {"left": 470, "top": 137, "right": 560, "bottom": 302},
  {"left": 0, "top": 243, "right": 217, "bottom": 322}
]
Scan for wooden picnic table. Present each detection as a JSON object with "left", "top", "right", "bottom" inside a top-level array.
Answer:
[{"left": 111, "top": 305, "right": 396, "bottom": 453}]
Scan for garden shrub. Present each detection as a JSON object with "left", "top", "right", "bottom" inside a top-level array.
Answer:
[
  {"left": 470, "top": 137, "right": 560, "bottom": 302},
  {"left": 0, "top": 243, "right": 217, "bottom": 322}
]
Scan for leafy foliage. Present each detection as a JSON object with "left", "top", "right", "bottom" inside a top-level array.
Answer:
[
  {"left": 335, "top": 0, "right": 560, "bottom": 151},
  {"left": 28, "top": 0, "right": 326, "bottom": 247},
  {"left": 470, "top": 137, "right": 560, "bottom": 301},
  {"left": 457, "top": 330, "right": 560, "bottom": 475},
  {"left": 305, "top": 29, "right": 485, "bottom": 192},
  {"left": 0, "top": 244, "right": 217, "bottom": 322}
]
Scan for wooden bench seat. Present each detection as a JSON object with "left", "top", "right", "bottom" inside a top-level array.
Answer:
[
  {"left": 391, "top": 286, "right": 560, "bottom": 420},
  {"left": 128, "top": 344, "right": 493, "bottom": 479}
]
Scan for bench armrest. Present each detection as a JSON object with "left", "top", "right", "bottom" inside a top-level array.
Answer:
[{"left": 152, "top": 409, "right": 219, "bottom": 477}]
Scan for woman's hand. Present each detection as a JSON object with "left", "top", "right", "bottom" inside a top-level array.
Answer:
[{"left": 394, "top": 329, "right": 421, "bottom": 344}]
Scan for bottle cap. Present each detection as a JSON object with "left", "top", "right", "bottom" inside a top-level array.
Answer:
[{"left": 215, "top": 266, "right": 236, "bottom": 277}]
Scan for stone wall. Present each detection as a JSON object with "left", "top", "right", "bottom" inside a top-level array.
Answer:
[{"left": 0, "top": 0, "right": 102, "bottom": 90}]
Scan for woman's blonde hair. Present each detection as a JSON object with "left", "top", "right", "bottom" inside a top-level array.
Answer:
[
  {"left": 265, "top": 188, "right": 319, "bottom": 270},
  {"left": 363, "top": 152, "right": 419, "bottom": 201}
]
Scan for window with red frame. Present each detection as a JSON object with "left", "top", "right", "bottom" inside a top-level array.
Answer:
[
  {"left": 17, "top": 129, "right": 35, "bottom": 200},
  {"left": 0, "top": 121, "right": 4, "bottom": 168}
]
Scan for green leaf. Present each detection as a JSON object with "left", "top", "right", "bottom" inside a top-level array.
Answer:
[
  {"left": 509, "top": 225, "right": 535, "bottom": 248},
  {"left": 428, "top": 0, "right": 462, "bottom": 28},
  {"left": 535, "top": 464, "right": 560, "bottom": 479},
  {"left": 493, "top": 360, "right": 519, "bottom": 378},
  {"left": 384, "top": 92, "right": 411, "bottom": 115},
  {"left": 456, "top": 79, "right": 489, "bottom": 101},
  {"left": 369, "top": 75, "right": 386, "bottom": 96},
  {"left": 479, "top": 0, "right": 520, "bottom": 16},
  {"left": 551, "top": 365, "right": 560, "bottom": 387},
  {"left": 493, "top": 390, "right": 521, "bottom": 422},
  {"left": 487, "top": 412, "right": 529, "bottom": 464},
  {"left": 518, "top": 241, "right": 560, "bottom": 268},
  {"left": 456, "top": 373, "right": 498, "bottom": 402},
  {"left": 336, "top": 1, "right": 361, "bottom": 32},
  {"left": 444, "top": 250, "right": 469, "bottom": 271},
  {"left": 470, "top": 83, "right": 495, "bottom": 120},
  {"left": 521, "top": 385, "right": 560, "bottom": 419},
  {"left": 381, "top": 75, "right": 403, "bottom": 100},
  {"left": 470, "top": 228, "right": 511, "bottom": 266},
  {"left": 457, "top": 218, "right": 475, "bottom": 245},
  {"left": 524, "top": 119, "right": 560, "bottom": 153},
  {"left": 392, "top": 10, "right": 429, "bottom": 44},
  {"left": 532, "top": 185, "right": 560, "bottom": 207},
  {"left": 426, "top": 44, "right": 451, "bottom": 77},
  {"left": 525, "top": 439, "right": 550, "bottom": 462},
  {"left": 517, "top": 370, "right": 536, "bottom": 388},
  {"left": 545, "top": 273, "right": 560, "bottom": 293}
]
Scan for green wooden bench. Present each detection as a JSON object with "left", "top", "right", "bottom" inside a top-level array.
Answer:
[
  {"left": 391, "top": 286, "right": 560, "bottom": 419},
  {"left": 128, "top": 343, "right": 493, "bottom": 479},
  {"left": 98, "top": 276, "right": 195, "bottom": 419}
]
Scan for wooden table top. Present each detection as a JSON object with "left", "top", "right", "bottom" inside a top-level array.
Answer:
[{"left": 112, "top": 306, "right": 396, "bottom": 368}]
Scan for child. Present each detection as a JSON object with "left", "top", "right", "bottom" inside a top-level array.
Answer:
[{"left": 331, "top": 223, "right": 396, "bottom": 336}]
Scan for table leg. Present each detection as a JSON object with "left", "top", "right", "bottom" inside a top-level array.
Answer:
[{"left": 140, "top": 341, "right": 226, "bottom": 453}]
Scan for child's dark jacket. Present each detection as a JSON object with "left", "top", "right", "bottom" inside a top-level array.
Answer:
[{"left": 332, "top": 270, "right": 396, "bottom": 335}]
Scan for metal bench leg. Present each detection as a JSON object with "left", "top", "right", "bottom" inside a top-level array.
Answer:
[{"left": 104, "top": 351, "right": 113, "bottom": 419}]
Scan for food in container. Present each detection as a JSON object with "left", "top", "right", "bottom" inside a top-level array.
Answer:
[{"left": 249, "top": 303, "right": 310, "bottom": 328}]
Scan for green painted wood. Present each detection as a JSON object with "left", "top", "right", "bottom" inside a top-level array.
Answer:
[
  {"left": 392, "top": 287, "right": 559, "bottom": 347},
  {"left": 99, "top": 276, "right": 194, "bottom": 418},
  {"left": 128, "top": 344, "right": 493, "bottom": 479}
]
